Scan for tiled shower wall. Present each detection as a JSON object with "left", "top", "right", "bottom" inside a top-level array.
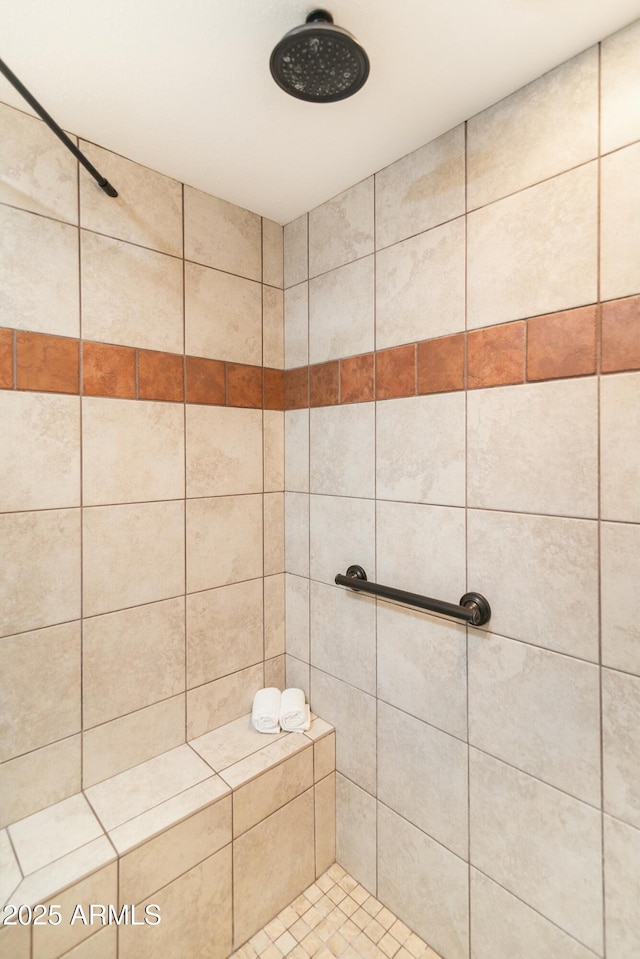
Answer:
[
  {"left": 283, "top": 19, "right": 640, "bottom": 959},
  {"left": 0, "top": 101, "right": 286, "bottom": 827}
]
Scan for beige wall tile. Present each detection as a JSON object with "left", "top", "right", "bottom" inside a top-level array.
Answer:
[
  {"left": 335, "top": 774, "right": 376, "bottom": 894},
  {"left": 0, "top": 205, "right": 79, "bottom": 336},
  {"left": 467, "top": 163, "right": 597, "bottom": 329},
  {"left": 0, "top": 508, "right": 81, "bottom": 637},
  {"left": 190, "top": 712, "right": 285, "bottom": 772},
  {"left": 468, "top": 632, "right": 601, "bottom": 805},
  {"left": 376, "top": 501, "right": 465, "bottom": 603},
  {"left": 185, "top": 261, "right": 262, "bottom": 364},
  {"left": 604, "top": 814, "right": 640, "bottom": 959},
  {"left": 83, "top": 597, "right": 184, "bottom": 727},
  {"left": 264, "top": 410, "right": 284, "bottom": 492},
  {"left": 375, "top": 125, "right": 465, "bottom": 250},
  {"left": 311, "top": 669, "right": 376, "bottom": 795},
  {"left": 378, "top": 702, "right": 468, "bottom": 859},
  {"left": 376, "top": 217, "right": 465, "bottom": 348},
  {"left": 285, "top": 409, "right": 309, "bottom": 492},
  {"left": 184, "top": 185, "right": 261, "bottom": 280},
  {"left": 58, "top": 927, "right": 117, "bottom": 959},
  {"left": 309, "top": 256, "right": 374, "bottom": 363},
  {"left": 601, "top": 372, "right": 640, "bottom": 522},
  {"left": 0, "top": 622, "right": 80, "bottom": 762},
  {"left": 377, "top": 602, "right": 467, "bottom": 740},
  {"left": 284, "top": 281, "right": 309, "bottom": 369},
  {"left": 80, "top": 143, "right": 182, "bottom": 257},
  {"left": 378, "top": 804, "right": 469, "bottom": 959},
  {"left": 603, "top": 668, "right": 640, "bottom": 829},
  {"left": 468, "top": 379, "right": 598, "bottom": 518},
  {"left": 264, "top": 654, "right": 285, "bottom": 690},
  {"left": 119, "top": 795, "right": 231, "bottom": 904},
  {"left": 33, "top": 863, "right": 117, "bottom": 959},
  {"left": 233, "top": 789, "right": 315, "bottom": 944},
  {"left": 469, "top": 749, "right": 603, "bottom": 954},
  {"left": 310, "top": 581, "right": 376, "bottom": 695},
  {"left": 285, "top": 574, "right": 310, "bottom": 662},
  {"left": 82, "top": 696, "right": 185, "bottom": 788},
  {"left": 81, "top": 231, "right": 183, "bottom": 353},
  {"left": 315, "top": 772, "right": 336, "bottom": 876},
  {"left": 233, "top": 747, "right": 313, "bottom": 837},
  {"left": 285, "top": 492, "right": 310, "bottom": 576},
  {"left": 0, "top": 102, "right": 78, "bottom": 222},
  {"left": 186, "top": 494, "right": 263, "bottom": 593},
  {"left": 187, "top": 579, "right": 263, "bottom": 688},
  {"left": 309, "top": 178, "right": 374, "bottom": 277},
  {"left": 314, "top": 732, "right": 335, "bottom": 782},
  {"left": 186, "top": 405, "right": 262, "bottom": 497},
  {"left": 265, "top": 492, "right": 285, "bottom": 575},
  {"left": 264, "top": 285, "right": 284, "bottom": 368},
  {"left": 1, "top": 391, "right": 79, "bottom": 512},
  {"left": 601, "top": 18, "right": 640, "bottom": 153},
  {"left": 0, "top": 829, "right": 20, "bottom": 907},
  {"left": 186, "top": 663, "right": 264, "bottom": 738},
  {"left": 119, "top": 847, "right": 232, "bottom": 959},
  {"left": 82, "top": 398, "right": 184, "bottom": 506},
  {"left": 284, "top": 214, "right": 308, "bottom": 288},
  {"left": 286, "top": 657, "right": 309, "bottom": 700},
  {"left": 0, "top": 735, "right": 80, "bottom": 828},
  {"left": 86, "top": 744, "right": 211, "bottom": 831},
  {"left": 83, "top": 501, "right": 184, "bottom": 617},
  {"left": 109, "top": 776, "right": 229, "bottom": 854},
  {"left": 265, "top": 573, "right": 285, "bottom": 659},
  {"left": 9, "top": 834, "right": 113, "bottom": 910},
  {"left": 263, "top": 218, "right": 284, "bottom": 289},
  {"left": 467, "top": 47, "right": 598, "bottom": 209},
  {"left": 468, "top": 510, "right": 598, "bottom": 661},
  {"left": 470, "top": 869, "right": 596, "bottom": 959},
  {"left": 310, "top": 495, "right": 375, "bottom": 587},
  {"left": 9, "top": 793, "right": 102, "bottom": 875},
  {"left": 377, "top": 394, "right": 465, "bottom": 507},
  {"left": 310, "top": 403, "right": 375, "bottom": 498},
  {"left": 602, "top": 521, "right": 640, "bottom": 675},
  {"left": 601, "top": 142, "right": 640, "bottom": 301},
  {"left": 0, "top": 924, "right": 30, "bottom": 959}
]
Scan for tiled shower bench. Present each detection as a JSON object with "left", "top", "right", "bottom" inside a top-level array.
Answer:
[{"left": 1, "top": 714, "right": 336, "bottom": 959}]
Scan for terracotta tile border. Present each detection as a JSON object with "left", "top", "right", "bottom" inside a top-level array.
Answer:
[
  {"left": 467, "top": 322, "right": 525, "bottom": 390},
  {"left": 0, "top": 329, "right": 13, "bottom": 390},
  {"left": 83, "top": 342, "right": 136, "bottom": 399},
  {"left": 527, "top": 306, "right": 597, "bottom": 382},
  {"left": 376, "top": 345, "right": 416, "bottom": 400},
  {"left": 417, "top": 333, "right": 464, "bottom": 395},
  {"left": 310, "top": 361, "right": 340, "bottom": 407},
  {"left": 2, "top": 295, "right": 638, "bottom": 409},
  {"left": 138, "top": 349, "right": 185, "bottom": 402},
  {"left": 601, "top": 295, "right": 640, "bottom": 373},
  {"left": 16, "top": 332, "right": 79, "bottom": 394}
]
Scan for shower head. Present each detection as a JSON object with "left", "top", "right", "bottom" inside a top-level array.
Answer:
[{"left": 270, "top": 9, "right": 370, "bottom": 103}]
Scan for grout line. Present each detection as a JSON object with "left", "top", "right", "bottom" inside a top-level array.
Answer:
[
  {"left": 596, "top": 39, "right": 607, "bottom": 959},
  {"left": 181, "top": 182, "right": 189, "bottom": 747},
  {"left": 77, "top": 144, "right": 86, "bottom": 794},
  {"left": 463, "top": 114, "right": 473, "bottom": 958}
]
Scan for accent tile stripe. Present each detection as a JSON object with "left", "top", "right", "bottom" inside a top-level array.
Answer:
[{"left": 1, "top": 294, "right": 638, "bottom": 409}]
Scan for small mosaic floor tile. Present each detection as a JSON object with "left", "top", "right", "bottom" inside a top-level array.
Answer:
[{"left": 231, "top": 868, "right": 441, "bottom": 959}]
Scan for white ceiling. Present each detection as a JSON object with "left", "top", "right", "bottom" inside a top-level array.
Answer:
[{"left": 2, "top": 0, "right": 640, "bottom": 224}]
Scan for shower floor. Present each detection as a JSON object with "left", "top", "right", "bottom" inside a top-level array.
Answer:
[{"left": 232, "top": 864, "right": 442, "bottom": 959}]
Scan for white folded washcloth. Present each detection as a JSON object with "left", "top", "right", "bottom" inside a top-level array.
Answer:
[
  {"left": 252, "top": 687, "right": 282, "bottom": 734},
  {"left": 280, "top": 687, "right": 311, "bottom": 733}
]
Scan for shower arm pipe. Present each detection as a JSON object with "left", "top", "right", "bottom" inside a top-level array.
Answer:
[
  {"left": 0, "top": 57, "right": 118, "bottom": 197},
  {"left": 334, "top": 565, "right": 491, "bottom": 626}
]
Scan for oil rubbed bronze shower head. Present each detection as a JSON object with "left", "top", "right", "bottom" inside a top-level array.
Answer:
[{"left": 270, "top": 9, "right": 370, "bottom": 103}]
